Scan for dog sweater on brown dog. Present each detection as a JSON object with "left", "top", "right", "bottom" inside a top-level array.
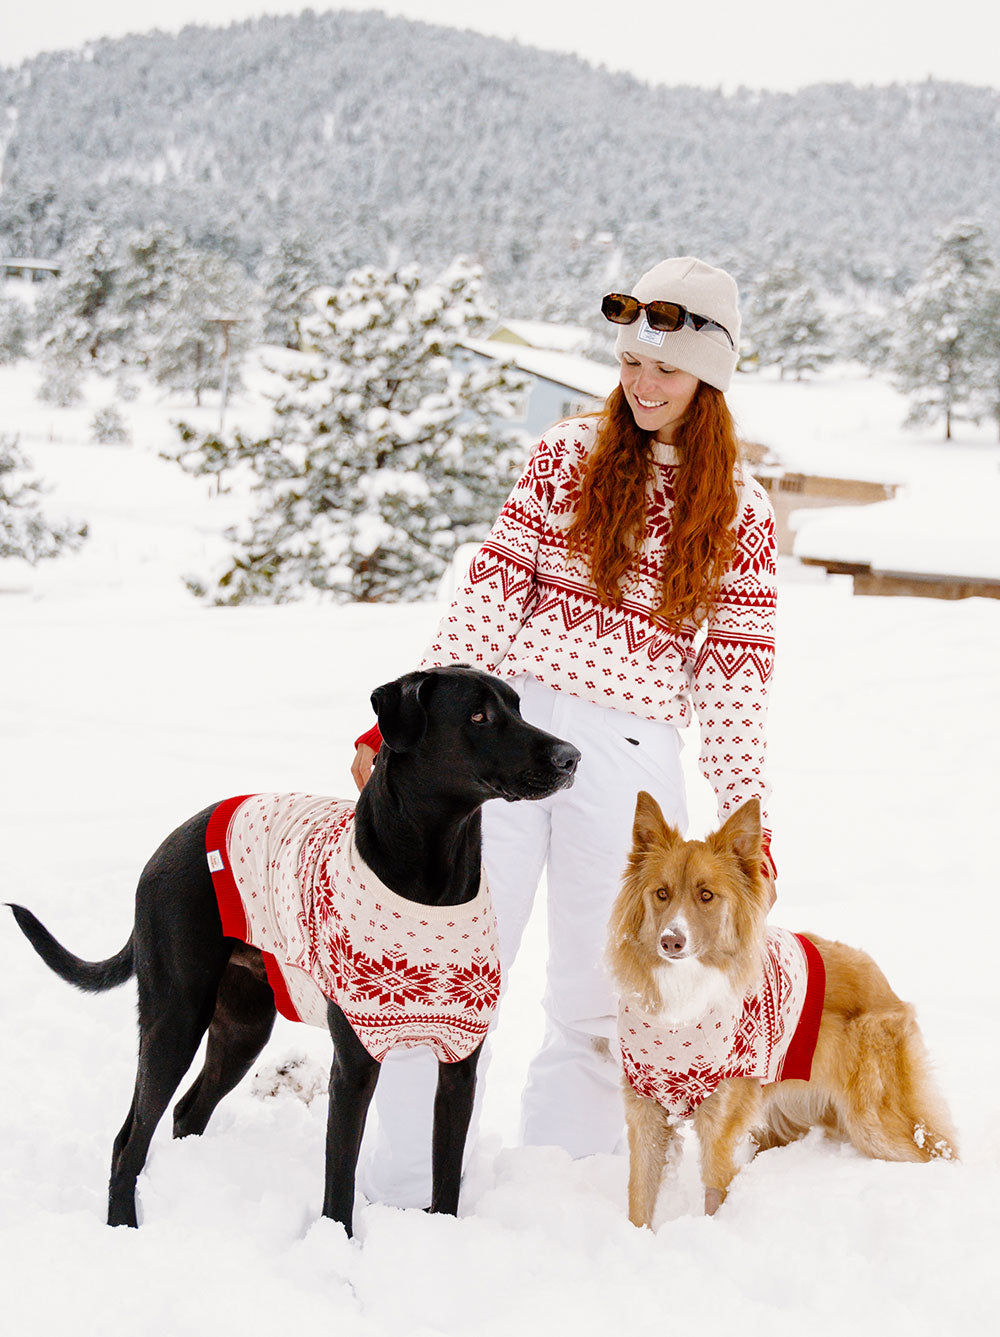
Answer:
[
  {"left": 205, "top": 794, "right": 501, "bottom": 1063},
  {"left": 618, "top": 929, "right": 825, "bottom": 1119}
]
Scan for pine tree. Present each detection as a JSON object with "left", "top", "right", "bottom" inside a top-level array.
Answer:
[
  {"left": 172, "top": 260, "right": 529, "bottom": 604},
  {"left": 892, "top": 221, "right": 994, "bottom": 440},
  {"left": 0, "top": 295, "right": 30, "bottom": 365},
  {"left": 971, "top": 281, "right": 1000, "bottom": 442},
  {"left": 744, "top": 265, "right": 835, "bottom": 379},
  {"left": 259, "top": 234, "right": 325, "bottom": 349},
  {"left": 149, "top": 249, "right": 260, "bottom": 404},
  {"left": 0, "top": 436, "right": 87, "bottom": 564}
]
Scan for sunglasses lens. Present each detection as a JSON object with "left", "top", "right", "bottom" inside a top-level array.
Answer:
[
  {"left": 644, "top": 301, "right": 684, "bottom": 332},
  {"left": 601, "top": 294, "right": 640, "bottom": 324}
]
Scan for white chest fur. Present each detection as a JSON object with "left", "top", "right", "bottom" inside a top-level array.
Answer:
[{"left": 652, "top": 956, "right": 740, "bottom": 1025}]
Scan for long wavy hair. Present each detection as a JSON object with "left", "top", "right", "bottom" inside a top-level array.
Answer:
[{"left": 564, "top": 383, "right": 740, "bottom": 626}]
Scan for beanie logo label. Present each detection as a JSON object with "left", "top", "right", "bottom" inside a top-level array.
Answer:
[{"left": 636, "top": 318, "right": 666, "bottom": 348}]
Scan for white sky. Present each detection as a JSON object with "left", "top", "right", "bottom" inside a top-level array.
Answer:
[{"left": 3, "top": 0, "right": 999, "bottom": 92}]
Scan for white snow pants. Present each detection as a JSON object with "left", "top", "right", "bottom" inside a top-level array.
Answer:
[{"left": 357, "top": 675, "right": 688, "bottom": 1207}]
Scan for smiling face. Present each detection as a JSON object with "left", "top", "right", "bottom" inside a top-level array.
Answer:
[{"left": 618, "top": 353, "right": 700, "bottom": 442}]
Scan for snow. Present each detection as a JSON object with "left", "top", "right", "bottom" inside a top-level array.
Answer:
[{"left": 2, "top": 358, "right": 1000, "bottom": 1336}]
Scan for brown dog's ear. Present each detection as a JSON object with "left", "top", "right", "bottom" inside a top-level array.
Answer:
[
  {"left": 370, "top": 671, "right": 435, "bottom": 752},
  {"left": 710, "top": 798, "right": 763, "bottom": 864},
  {"left": 631, "top": 790, "right": 682, "bottom": 853}
]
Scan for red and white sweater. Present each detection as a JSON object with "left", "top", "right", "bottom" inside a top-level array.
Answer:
[
  {"left": 206, "top": 794, "right": 501, "bottom": 1063},
  {"left": 618, "top": 929, "right": 826, "bottom": 1120},
  {"left": 420, "top": 417, "right": 778, "bottom": 851}
]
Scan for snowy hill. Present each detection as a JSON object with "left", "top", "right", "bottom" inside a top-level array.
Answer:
[
  {"left": 3, "top": 12, "right": 1000, "bottom": 311},
  {"left": 2, "top": 359, "right": 999, "bottom": 1335}
]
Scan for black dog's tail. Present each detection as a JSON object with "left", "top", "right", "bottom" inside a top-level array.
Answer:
[{"left": 7, "top": 903, "right": 134, "bottom": 992}]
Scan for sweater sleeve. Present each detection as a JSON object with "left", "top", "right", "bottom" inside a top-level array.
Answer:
[
  {"left": 691, "top": 480, "right": 778, "bottom": 866},
  {"left": 419, "top": 430, "right": 565, "bottom": 671}
]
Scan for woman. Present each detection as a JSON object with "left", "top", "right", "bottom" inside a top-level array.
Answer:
[{"left": 352, "top": 256, "right": 777, "bottom": 1206}]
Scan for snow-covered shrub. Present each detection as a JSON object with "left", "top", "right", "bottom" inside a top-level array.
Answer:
[
  {"left": 0, "top": 435, "right": 87, "bottom": 564},
  {"left": 171, "top": 259, "right": 529, "bottom": 604},
  {"left": 36, "top": 355, "right": 83, "bottom": 406},
  {"left": 90, "top": 405, "right": 131, "bottom": 446}
]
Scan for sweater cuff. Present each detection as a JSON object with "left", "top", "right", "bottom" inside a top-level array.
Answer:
[{"left": 354, "top": 723, "right": 383, "bottom": 752}]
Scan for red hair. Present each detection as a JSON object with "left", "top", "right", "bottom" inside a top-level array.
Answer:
[{"left": 565, "top": 383, "right": 739, "bottom": 626}]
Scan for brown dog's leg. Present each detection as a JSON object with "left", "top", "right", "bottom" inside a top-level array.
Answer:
[
  {"left": 693, "top": 1077, "right": 762, "bottom": 1214},
  {"left": 625, "top": 1084, "right": 677, "bottom": 1228},
  {"left": 833, "top": 1009, "right": 958, "bottom": 1163}
]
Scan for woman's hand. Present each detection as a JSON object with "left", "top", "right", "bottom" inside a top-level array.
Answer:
[{"left": 351, "top": 743, "right": 377, "bottom": 792}]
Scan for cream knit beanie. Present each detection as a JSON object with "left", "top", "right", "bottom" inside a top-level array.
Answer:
[{"left": 612, "top": 257, "right": 740, "bottom": 392}]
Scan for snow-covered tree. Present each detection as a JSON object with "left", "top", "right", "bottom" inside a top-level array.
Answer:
[
  {"left": 173, "top": 260, "right": 529, "bottom": 603},
  {"left": 149, "top": 249, "right": 260, "bottom": 403},
  {"left": 35, "top": 230, "right": 122, "bottom": 376},
  {"left": 970, "top": 281, "right": 1000, "bottom": 442},
  {"left": 259, "top": 234, "right": 325, "bottom": 349},
  {"left": 0, "top": 295, "right": 30, "bottom": 364},
  {"left": 744, "top": 265, "right": 835, "bottom": 378},
  {"left": 892, "top": 221, "right": 994, "bottom": 440},
  {"left": 0, "top": 435, "right": 87, "bottom": 564}
]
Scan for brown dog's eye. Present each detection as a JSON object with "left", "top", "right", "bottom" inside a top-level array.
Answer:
[
  {"left": 699, "top": 889, "right": 714, "bottom": 903},
  {"left": 655, "top": 887, "right": 670, "bottom": 901}
]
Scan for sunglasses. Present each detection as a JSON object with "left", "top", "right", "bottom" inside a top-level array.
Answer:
[{"left": 601, "top": 293, "right": 734, "bottom": 349}]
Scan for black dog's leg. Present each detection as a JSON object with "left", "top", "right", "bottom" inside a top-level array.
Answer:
[
  {"left": 323, "top": 1002, "right": 380, "bottom": 1236},
  {"left": 172, "top": 959, "right": 277, "bottom": 1138},
  {"left": 429, "top": 1041, "right": 483, "bottom": 1216},
  {"left": 108, "top": 993, "right": 222, "bottom": 1227}
]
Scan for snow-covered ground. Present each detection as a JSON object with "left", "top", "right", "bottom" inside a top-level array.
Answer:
[{"left": 2, "top": 358, "right": 999, "bottom": 1336}]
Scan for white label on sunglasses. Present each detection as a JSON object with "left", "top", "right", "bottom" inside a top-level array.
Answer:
[{"left": 636, "top": 318, "right": 666, "bottom": 348}]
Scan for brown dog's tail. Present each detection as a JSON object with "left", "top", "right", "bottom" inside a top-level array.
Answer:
[{"left": 6, "top": 903, "right": 134, "bottom": 992}]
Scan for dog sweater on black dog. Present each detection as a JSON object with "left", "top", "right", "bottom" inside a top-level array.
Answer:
[
  {"left": 205, "top": 794, "right": 501, "bottom": 1063},
  {"left": 618, "top": 928, "right": 825, "bottom": 1119}
]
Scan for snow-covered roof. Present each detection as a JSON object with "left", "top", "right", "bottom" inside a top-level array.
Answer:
[
  {"left": 1, "top": 258, "right": 61, "bottom": 270},
  {"left": 464, "top": 339, "right": 617, "bottom": 399},
  {"left": 489, "top": 319, "right": 591, "bottom": 353},
  {"left": 793, "top": 487, "right": 1000, "bottom": 579}
]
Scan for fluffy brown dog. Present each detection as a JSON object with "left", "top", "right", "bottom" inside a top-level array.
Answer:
[{"left": 607, "top": 792, "right": 956, "bottom": 1228}]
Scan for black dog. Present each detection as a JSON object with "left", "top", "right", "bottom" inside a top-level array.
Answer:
[{"left": 8, "top": 666, "right": 580, "bottom": 1236}]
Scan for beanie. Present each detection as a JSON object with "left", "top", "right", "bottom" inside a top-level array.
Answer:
[{"left": 612, "top": 257, "right": 740, "bottom": 392}]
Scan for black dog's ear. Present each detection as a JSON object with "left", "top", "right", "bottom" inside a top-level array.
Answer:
[{"left": 371, "top": 671, "right": 435, "bottom": 752}]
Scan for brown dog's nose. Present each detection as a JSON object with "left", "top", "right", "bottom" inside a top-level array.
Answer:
[{"left": 660, "top": 931, "right": 686, "bottom": 958}]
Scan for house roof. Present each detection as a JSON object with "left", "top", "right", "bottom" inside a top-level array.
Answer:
[
  {"left": 489, "top": 319, "right": 591, "bottom": 353},
  {"left": 464, "top": 339, "right": 618, "bottom": 399}
]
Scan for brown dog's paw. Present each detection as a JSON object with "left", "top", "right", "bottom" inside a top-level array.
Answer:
[
  {"left": 251, "top": 1054, "right": 327, "bottom": 1105},
  {"left": 703, "top": 1187, "right": 726, "bottom": 1216}
]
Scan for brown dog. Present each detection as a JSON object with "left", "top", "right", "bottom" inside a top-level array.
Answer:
[{"left": 607, "top": 793, "right": 957, "bottom": 1228}]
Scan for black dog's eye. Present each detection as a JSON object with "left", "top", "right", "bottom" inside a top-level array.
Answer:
[
  {"left": 699, "top": 889, "right": 714, "bottom": 903},
  {"left": 470, "top": 711, "right": 487, "bottom": 723},
  {"left": 655, "top": 887, "right": 670, "bottom": 901}
]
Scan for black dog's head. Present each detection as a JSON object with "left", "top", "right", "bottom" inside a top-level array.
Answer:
[{"left": 371, "top": 666, "right": 579, "bottom": 804}]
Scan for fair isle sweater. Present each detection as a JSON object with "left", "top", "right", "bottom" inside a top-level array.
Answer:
[
  {"left": 420, "top": 417, "right": 778, "bottom": 851},
  {"left": 206, "top": 794, "right": 501, "bottom": 1063},
  {"left": 618, "top": 929, "right": 826, "bottom": 1120}
]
